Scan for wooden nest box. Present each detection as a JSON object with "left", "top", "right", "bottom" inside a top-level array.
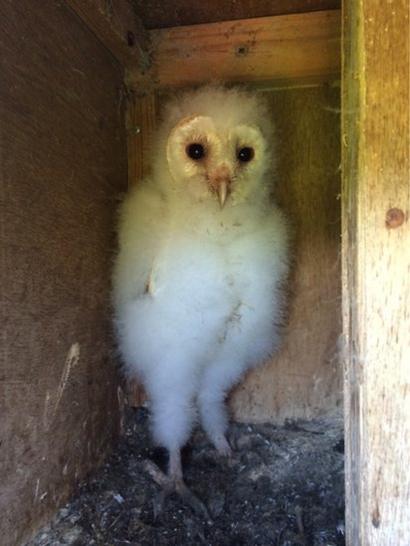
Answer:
[{"left": 1, "top": 1, "right": 408, "bottom": 545}]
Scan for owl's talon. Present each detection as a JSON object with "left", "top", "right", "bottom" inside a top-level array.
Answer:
[
  {"left": 217, "top": 444, "right": 233, "bottom": 458},
  {"left": 143, "top": 459, "right": 211, "bottom": 520},
  {"left": 175, "top": 479, "right": 211, "bottom": 520},
  {"left": 152, "top": 488, "right": 168, "bottom": 520}
]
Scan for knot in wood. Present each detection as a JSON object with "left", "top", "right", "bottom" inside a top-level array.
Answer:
[
  {"left": 235, "top": 44, "right": 249, "bottom": 57},
  {"left": 385, "top": 207, "right": 405, "bottom": 229},
  {"left": 127, "top": 31, "right": 135, "bottom": 47}
]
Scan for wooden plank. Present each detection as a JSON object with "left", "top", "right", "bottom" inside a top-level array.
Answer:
[
  {"left": 132, "top": 0, "right": 341, "bottom": 30},
  {"left": 230, "top": 85, "right": 342, "bottom": 423},
  {"left": 0, "top": 1, "right": 127, "bottom": 544},
  {"left": 129, "top": 10, "right": 341, "bottom": 89},
  {"left": 342, "top": 0, "right": 410, "bottom": 544},
  {"left": 342, "top": 1, "right": 361, "bottom": 542},
  {"left": 126, "top": 92, "right": 157, "bottom": 182},
  {"left": 64, "top": 0, "right": 150, "bottom": 70}
]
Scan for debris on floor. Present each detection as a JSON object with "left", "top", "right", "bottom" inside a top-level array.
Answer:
[{"left": 27, "top": 408, "right": 345, "bottom": 546}]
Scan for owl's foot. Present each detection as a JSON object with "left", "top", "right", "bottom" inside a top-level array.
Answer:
[
  {"left": 212, "top": 434, "right": 233, "bottom": 457},
  {"left": 143, "top": 459, "right": 210, "bottom": 520},
  {"left": 174, "top": 478, "right": 211, "bottom": 519}
]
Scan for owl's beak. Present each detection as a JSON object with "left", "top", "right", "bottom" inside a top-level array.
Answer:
[
  {"left": 208, "top": 165, "right": 232, "bottom": 208},
  {"left": 217, "top": 180, "right": 229, "bottom": 208}
]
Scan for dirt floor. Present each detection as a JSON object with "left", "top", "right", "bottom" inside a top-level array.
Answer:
[{"left": 28, "top": 407, "right": 345, "bottom": 546}]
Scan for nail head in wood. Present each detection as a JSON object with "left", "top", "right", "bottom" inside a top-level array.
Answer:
[
  {"left": 235, "top": 44, "right": 249, "bottom": 57},
  {"left": 128, "top": 125, "right": 141, "bottom": 135},
  {"left": 385, "top": 207, "right": 405, "bottom": 229}
]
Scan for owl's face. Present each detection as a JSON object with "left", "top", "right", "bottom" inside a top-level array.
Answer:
[{"left": 166, "top": 114, "right": 270, "bottom": 207}]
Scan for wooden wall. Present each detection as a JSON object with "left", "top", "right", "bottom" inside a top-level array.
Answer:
[{"left": 0, "top": 1, "right": 127, "bottom": 544}]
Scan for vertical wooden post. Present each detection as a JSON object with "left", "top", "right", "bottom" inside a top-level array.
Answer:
[
  {"left": 126, "top": 91, "right": 157, "bottom": 185},
  {"left": 342, "top": 1, "right": 410, "bottom": 544}
]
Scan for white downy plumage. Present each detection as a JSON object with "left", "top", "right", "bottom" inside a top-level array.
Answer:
[{"left": 113, "top": 85, "right": 289, "bottom": 487}]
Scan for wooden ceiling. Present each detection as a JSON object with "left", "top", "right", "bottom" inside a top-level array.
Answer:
[{"left": 131, "top": 0, "right": 340, "bottom": 29}]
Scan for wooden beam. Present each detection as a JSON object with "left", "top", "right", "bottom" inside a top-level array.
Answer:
[
  {"left": 131, "top": 0, "right": 341, "bottom": 30},
  {"left": 128, "top": 9, "right": 340, "bottom": 89},
  {"left": 342, "top": 0, "right": 410, "bottom": 544},
  {"left": 65, "top": 0, "right": 150, "bottom": 71}
]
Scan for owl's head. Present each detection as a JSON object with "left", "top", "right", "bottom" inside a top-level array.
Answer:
[{"left": 155, "top": 86, "right": 274, "bottom": 208}]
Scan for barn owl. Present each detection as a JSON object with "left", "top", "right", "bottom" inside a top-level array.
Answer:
[{"left": 113, "top": 86, "right": 289, "bottom": 509}]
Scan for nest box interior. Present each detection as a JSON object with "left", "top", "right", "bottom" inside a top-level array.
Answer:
[{"left": 1, "top": 1, "right": 409, "bottom": 545}]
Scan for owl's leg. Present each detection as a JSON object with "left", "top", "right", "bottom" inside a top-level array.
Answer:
[
  {"left": 198, "top": 361, "right": 245, "bottom": 456},
  {"left": 143, "top": 370, "right": 210, "bottom": 518},
  {"left": 168, "top": 447, "right": 183, "bottom": 481},
  {"left": 144, "top": 450, "right": 210, "bottom": 519},
  {"left": 169, "top": 449, "right": 211, "bottom": 518}
]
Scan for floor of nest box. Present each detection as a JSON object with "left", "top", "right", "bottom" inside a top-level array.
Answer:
[{"left": 27, "top": 408, "right": 345, "bottom": 546}]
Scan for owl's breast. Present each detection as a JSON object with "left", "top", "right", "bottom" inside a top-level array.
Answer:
[{"left": 156, "top": 234, "right": 234, "bottom": 292}]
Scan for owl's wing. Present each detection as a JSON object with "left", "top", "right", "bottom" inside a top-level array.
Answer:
[{"left": 112, "top": 181, "right": 167, "bottom": 307}]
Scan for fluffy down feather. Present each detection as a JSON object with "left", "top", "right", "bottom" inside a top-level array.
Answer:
[{"left": 113, "top": 85, "right": 289, "bottom": 463}]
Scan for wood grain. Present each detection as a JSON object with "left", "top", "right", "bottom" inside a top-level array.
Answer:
[
  {"left": 131, "top": 0, "right": 340, "bottom": 30},
  {"left": 129, "top": 10, "right": 341, "bottom": 89},
  {"left": 0, "top": 1, "right": 127, "bottom": 544},
  {"left": 65, "top": 0, "right": 150, "bottom": 70},
  {"left": 127, "top": 92, "right": 157, "bottom": 182},
  {"left": 342, "top": 0, "right": 410, "bottom": 544}
]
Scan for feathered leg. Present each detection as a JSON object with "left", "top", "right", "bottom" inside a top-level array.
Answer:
[
  {"left": 142, "top": 365, "right": 210, "bottom": 518},
  {"left": 198, "top": 359, "right": 246, "bottom": 456}
]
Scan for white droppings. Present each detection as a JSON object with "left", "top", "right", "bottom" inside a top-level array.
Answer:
[
  {"left": 34, "top": 478, "right": 40, "bottom": 501},
  {"left": 113, "top": 493, "right": 125, "bottom": 504},
  {"left": 43, "top": 391, "right": 51, "bottom": 429},
  {"left": 43, "top": 343, "right": 81, "bottom": 429}
]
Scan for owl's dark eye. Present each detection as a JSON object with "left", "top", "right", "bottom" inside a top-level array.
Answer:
[
  {"left": 186, "top": 143, "right": 205, "bottom": 160},
  {"left": 237, "top": 147, "right": 254, "bottom": 163}
]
